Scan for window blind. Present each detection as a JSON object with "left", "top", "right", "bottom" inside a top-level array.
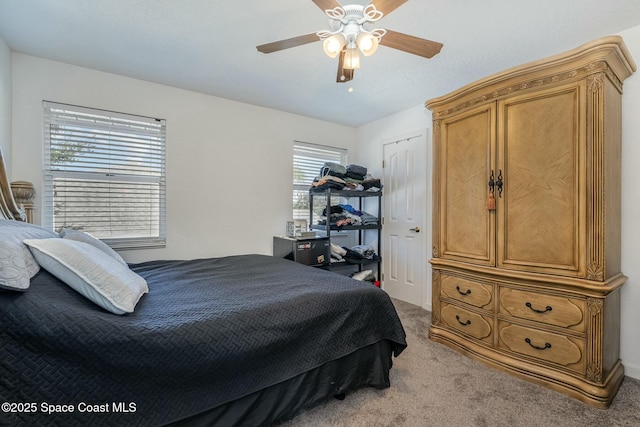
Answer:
[
  {"left": 293, "top": 141, "right": 347, "bottom": 221},
  {"left": 43, "top": 101, "right": 166, "bottom": 250}
]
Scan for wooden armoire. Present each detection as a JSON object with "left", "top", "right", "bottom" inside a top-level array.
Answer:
[{"left": 426, "top": 36, "right": 636, "bottom": 408}]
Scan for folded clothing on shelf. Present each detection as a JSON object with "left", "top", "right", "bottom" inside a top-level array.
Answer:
[
  {"left": 351, "top": 269, "right": 376, "bottom": 282},
  {"left": 347, "top": 164, "right": 367, "bottom": 177},
  {"left": 318, "top": 205, "right": 379, "bottom": 228},
  {"left": 310, "top": 175, "right": 346, "bottom": 192},
  {"left": 362, "top": 178, "right": 382, "bottom": 191},
  {"left": 320, "top": 162, "right": 347, "bottom": 178}
]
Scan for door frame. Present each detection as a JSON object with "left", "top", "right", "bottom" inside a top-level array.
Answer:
[{"left": 381, "top": 129, "right": 432, "bottom": 310}]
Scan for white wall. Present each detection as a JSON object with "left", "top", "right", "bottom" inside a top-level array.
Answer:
[
  {"left": 354, "top": 25, "right": 640, "bottom": 380},
  {"left": 0, "top": 37, "right": 10, "bottom": 171},
  {"left": 10, "top": 53, "right": 357, "bottom": 263},
  {"left": 618, "top": 24, "right": 640, "bottom": 380}
]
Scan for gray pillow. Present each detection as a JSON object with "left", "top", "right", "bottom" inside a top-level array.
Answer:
[
  {"left": 0, "top": 220, "right": 59, "bottom": 291},
  {"left": 59, "top": 228, "right": 127, "bottom": 266},
  {"left": 23, "top": 238, "right": 148, "bottom": 314}
]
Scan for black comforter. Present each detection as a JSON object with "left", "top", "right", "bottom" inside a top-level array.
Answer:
[{"left": 0, "top": 254, "right": 406, "bottom": 426}]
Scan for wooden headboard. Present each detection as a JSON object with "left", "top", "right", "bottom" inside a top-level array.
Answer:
[{"left": 0, "top": 148, "right": 28, "bottom": 222}]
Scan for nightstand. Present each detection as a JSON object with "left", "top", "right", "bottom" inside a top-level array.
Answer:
[{"left": 273, "top": 236, "right": 330, "bottom": 267}]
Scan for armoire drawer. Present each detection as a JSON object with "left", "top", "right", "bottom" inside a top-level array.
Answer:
[
  {"left": 440, "top": 302, "right": 493, "bottom": 345},
  {"left": 498, "top": 321, "right": 585, "bottom": 374},
  {"left": 499, "top": 287, "right": 585, "bottom": 332},
  {"left": 440, "top": 273, "right": 493, "bottom": 309}
]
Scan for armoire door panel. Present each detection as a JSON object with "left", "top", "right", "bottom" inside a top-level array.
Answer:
[
  {"left": 497, "top": 83, "right": 586, "bottom": 276},
  {"left": 440, "top": 104, "right": 496, "bottom": 265}
]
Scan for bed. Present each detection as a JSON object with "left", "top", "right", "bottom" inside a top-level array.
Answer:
[{"left": 0, "top": 149, "right": 407, "bottom": 427}]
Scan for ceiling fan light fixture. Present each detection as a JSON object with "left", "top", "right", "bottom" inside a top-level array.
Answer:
[
  {"left": 322, "top": 33, "right": 346, "bottom": 58},
  {"left": 343, "top": 47, "right": 361, "bottom": 70},
  {"left": 256, "top": 1, "right": 443, "bottom": 84},
  {"left": 356, "top": 32, "right": 379, "bottom": 57}
]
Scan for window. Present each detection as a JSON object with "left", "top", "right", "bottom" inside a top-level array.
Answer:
[
  {"left": 293, "top": 141, "right": 347, "bottom": 222},
  {"left": 43, "top": 101, "right": 166, "bottom": 250}
]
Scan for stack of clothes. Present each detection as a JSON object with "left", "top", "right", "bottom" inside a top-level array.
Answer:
[
  {"left": 317, "top": 204, "right": 378, "bottom": 228},
  {"left": 310, "top": 162, "right": 382, "bottom": 193},
  {"left": 350, "top": 270, "right": 377, "bottom": 283},
  {"left": 330, "top": 243, "right": 381, "bottom": 265},
  {"left": 330, "top": 245, "right": 379, "bottom": 284}
]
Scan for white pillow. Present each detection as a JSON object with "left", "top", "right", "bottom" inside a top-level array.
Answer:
[
  {"left": 59, "top": 228, "right": 127, "bottom": 267},
  {"left": 0, "top": 220, "right": 59, "bottom": 291},
  {"left": 23, "top": 238, "right": 148, "bottom": 315}
]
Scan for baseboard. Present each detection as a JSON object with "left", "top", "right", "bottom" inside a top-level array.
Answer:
[{"left": 624, "top": 362, "right": 640, "bottom": 380}]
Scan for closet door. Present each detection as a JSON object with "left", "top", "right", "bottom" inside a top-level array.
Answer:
[
  {"left": 436, "top": 103, "right": 496, "bottom": 266},
  {"left": 496, "top": 82, "right": 586, "bottom": 277}
]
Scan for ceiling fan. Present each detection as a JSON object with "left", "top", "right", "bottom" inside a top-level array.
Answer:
[{"left": 256, "top": 0, "right": 443, "bottom": 83}]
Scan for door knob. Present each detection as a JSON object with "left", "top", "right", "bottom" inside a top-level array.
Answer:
[{"left": 410, "top": 226, "right": 421, "bottom": 233}]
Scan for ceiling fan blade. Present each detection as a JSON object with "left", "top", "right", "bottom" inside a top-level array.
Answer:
[
  {"left": 312, "top": 0, "right": 342, "bottom": 12},
  {"left": 257, "top": 33, "right": 321, "bottom": 54},
  {"left": 379, "top": 29, "right": 443, "bottom": 58},
  {"left": 336, "top": 50, "right": 354, "bottom": 83},
  {"left": 369, "top": 0, "right": 408, "bottom": 16}
]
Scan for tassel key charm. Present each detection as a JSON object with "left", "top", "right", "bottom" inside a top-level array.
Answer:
[
  {"left": 487, "top": 170, "right": 496, "bottom": 210},
  {"left": 487, "top": 193, "right": 496, "bottom": 210}
]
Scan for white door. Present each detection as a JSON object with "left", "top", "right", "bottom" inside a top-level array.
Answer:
[{"left": 382, "top": 133, "right": 427, "bottom": 305}]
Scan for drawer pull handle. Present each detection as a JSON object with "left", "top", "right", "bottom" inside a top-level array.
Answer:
[
  {"left": 525, "top": 338, "right": 552, "bottom": 350},
  {"left": 456, "top": 286, "right": 471, "bottom": 296},
  {"left": 525, "top": 302, "right": 552, "bottom": 314},
  {"left": 455, "top": 315, "right": 471, "bottom": 326},
  {"left": 496, "top": 170, "right": 503, "bottom": 198}
]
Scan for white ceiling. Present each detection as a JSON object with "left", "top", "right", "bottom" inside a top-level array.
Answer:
[{"left": 1, "top": 0, "right": 640, "bottom": 127}]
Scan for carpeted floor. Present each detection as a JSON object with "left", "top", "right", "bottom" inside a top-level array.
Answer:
[{"left": 278, "top": 298, "right": 640, "bottom": 427}]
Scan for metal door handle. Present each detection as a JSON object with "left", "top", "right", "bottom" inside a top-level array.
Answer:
[
  {"left": 409, "top": 227, "right": 421, "bottom": 233},
  {"left": 496, "top": 170, "right": 503, "bottom": 198}
]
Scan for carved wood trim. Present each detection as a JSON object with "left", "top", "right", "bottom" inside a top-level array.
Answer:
[
  {"left": 586, "top": 297, "right": 604, "bottom": 382},
  {"left": 586, "top": 73, "right": 605, "bottom": 281},
  {"left": 0, "top": 149, "right": 27, "bottom": 221},
  {"left": 10, "top": 181, "right": 36, "bottom": 224},
  {"left": 430, "top": 62, "right": 609, "bottom": 119},
  {"left": 431, "top": 120, "right": 442, "bottom": 260},
  {"left": 427, "top": 36, "right": 636, "bottom": 119},
  {"left": 431, "top": 270, "right": 441, "bottom": 325}
]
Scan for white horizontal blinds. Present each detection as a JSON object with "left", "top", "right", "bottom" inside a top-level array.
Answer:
[
  {"left": 43, "top": 101, "right": 166, "bottom": 249},
  {"left": 292, "top": 141, "right": 347, "bottom": 221}
]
